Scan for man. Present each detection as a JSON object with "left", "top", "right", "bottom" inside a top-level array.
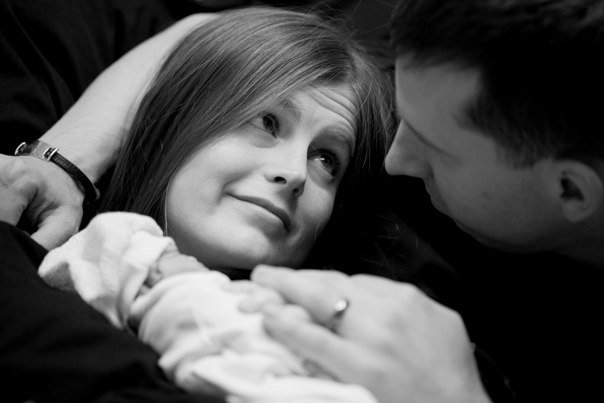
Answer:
[
  {"left": 249, "top": 1, "right": 604, "bottom": 402},
  {"left": 2, "top": 0, "right": 603, "bottom": 401},
  {"left": 388, "top": 0, "right": 604, "bottom": 266}
]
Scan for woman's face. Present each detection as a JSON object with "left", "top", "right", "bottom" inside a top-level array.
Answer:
[{"left": 166, "top": 84, "right": 357, "bottom": 270}]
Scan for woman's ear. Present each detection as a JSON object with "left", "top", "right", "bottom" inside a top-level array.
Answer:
[{"left": 554, "top": 160, "right": 604, "bottom": 223}]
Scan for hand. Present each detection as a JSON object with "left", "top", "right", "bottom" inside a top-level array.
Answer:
[
  {"left": 0, "top": 154, "right": 84, "bottom": 249},
  {"left": 249, "top": 266, "right": 492, "bottom": 403}
]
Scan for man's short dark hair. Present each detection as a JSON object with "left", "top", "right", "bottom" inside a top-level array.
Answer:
[{"left": 391, "top": 0, "right": 604, "bottom": 166}]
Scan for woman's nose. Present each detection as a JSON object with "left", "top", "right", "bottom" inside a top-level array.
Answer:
[
  {"left": 264, "top": 153, "right": 307, "bottom": 198},
  {"left": 385, "top": 122, "right": 431, "bottom": 179}
]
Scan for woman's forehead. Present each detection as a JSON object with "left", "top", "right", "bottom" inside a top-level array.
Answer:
[{"left": 285, "top": 85, "right": 357, "bottom": 127}]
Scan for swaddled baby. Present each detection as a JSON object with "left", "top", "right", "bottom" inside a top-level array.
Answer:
[{"left": 39, "top": 212, "right": 377, "bottom": 403}]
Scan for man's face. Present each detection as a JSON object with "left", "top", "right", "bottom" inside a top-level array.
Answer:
[{"left": 385, "top": 57, "right": 563, "bottom": 252}]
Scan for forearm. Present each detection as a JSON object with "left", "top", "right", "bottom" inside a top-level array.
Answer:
[{"left": 40, "top": 13, "right": 216, "bottom": 183}]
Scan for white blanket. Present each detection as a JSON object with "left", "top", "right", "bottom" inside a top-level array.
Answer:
[{"left": 39, "top": 212, "right": 377, "bottom": 403}]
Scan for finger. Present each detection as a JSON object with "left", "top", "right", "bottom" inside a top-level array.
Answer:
[
  {"left": 266, "top": 303, "right": 313, "bottom": 323},
  {"left": 255, "top": 266, "right": 349, "bottom": 283},
  {"left": 0, "top": 199, "right": 25, "bottom": 225},
  {"left": 222, "top": 280, "right": 259, "bottom": 294},
  {"left": 237, "top": 285, "right": 285, "bottom": 313},
  {"left": 262, "top": 304, "right": 357, "bottom": 381},
  {"left": 351, "top": 273, "right": 414, "bottom": 294},
  {"left": 0, "top": 186, "right": 30, "bottom": 226},
  {"left": 31, "top": 207, "right": 81, "bottom": 249},
  {"left": 0, "top": 156, "right": 34, "bottom": 224},
  {"left": 252, "top": 265, "right": 351, "bottom": 324}
]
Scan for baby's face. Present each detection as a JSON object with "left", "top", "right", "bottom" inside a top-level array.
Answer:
[{"left": 154, "top": 245, "right": 209, "bottom": 284}]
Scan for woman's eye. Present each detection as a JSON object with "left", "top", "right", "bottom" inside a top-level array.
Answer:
[
  {"left": 310, "top": 150, "right": 341, "bottom": 178},
  {"left": 260, "top": 113, "right": 279, "bottom": 137},
  {"left": 250, "top": 112, "right": 280, "bottom": 138}
]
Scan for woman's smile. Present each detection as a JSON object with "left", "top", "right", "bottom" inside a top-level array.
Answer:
[{"left": 231, "top": 194, "right": 292, "bottom": 231}]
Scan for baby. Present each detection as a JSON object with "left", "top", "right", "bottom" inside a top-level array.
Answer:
[{"left": 40, "top": 212, "right": 376, "bottom": 403}]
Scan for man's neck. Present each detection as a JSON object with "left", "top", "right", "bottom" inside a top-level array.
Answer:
[{"left": 560, "top": 234, "right": 604, "bottom": 269}]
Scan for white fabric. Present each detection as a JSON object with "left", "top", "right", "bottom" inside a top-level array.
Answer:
[
  {"left": 39, "top": 212, "right": 377, "bottom": 403},
  {"left": 39, "top": 212, "right": 172, "bottom": 327}
]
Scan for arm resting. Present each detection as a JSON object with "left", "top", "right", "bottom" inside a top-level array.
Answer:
[{"left": 40, "top": 13, "right": 217, "bottom": 183}]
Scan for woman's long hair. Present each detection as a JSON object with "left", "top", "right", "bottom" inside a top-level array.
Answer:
[{"left": 102, "top": 6, "right": 394, "bottom": 268}]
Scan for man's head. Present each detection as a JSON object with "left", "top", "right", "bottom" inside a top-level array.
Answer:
[{"left": 386, "top": 0, "right": 604, "bottom": 260}]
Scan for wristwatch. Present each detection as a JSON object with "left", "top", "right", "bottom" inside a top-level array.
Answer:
[{"left": 15, "top": 140, "right": 100, "bottom": 207}]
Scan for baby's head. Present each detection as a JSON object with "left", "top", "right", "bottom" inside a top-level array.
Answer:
[{"left": 149, "top": 243, "right": 209, "bottom": 286}]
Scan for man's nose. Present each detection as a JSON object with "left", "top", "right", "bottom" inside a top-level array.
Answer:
[{"left": 385, "top": 122, "right": 431, "bottom": 179}]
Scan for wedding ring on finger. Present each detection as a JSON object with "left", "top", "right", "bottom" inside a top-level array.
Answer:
[{"left": 327, "top": 297, "right": 350, "bottom": 333}]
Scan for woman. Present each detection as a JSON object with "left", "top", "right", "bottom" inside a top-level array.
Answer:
[
  {"left": 101, "top": 6, "right": 393, "bottom": 274},
  {"left": 36, "top": 6, "right": 393, "bottom": 402}
]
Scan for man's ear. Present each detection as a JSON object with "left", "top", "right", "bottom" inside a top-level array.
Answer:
[{"left": 554, "top": 160, "right": 603, "bottom": 223}]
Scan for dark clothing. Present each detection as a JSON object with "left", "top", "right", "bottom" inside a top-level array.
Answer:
[
  {"left": 0, "top": 0, "right": 222, "bottom": 401},
  {"left": 388, "top": 175, "right": 604, "bottom": 403},
  {"left": 461, "top": 246, "right": 604, "bottom": 403},
  {"left": 0, "top": 0, "right": 206, "bottom": 156},
  {"left": 0, "top": 221, "right": 225, "bottom": 403},
  {"left": 335, "top": 178, "right": 517, "bottom": 402}
]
